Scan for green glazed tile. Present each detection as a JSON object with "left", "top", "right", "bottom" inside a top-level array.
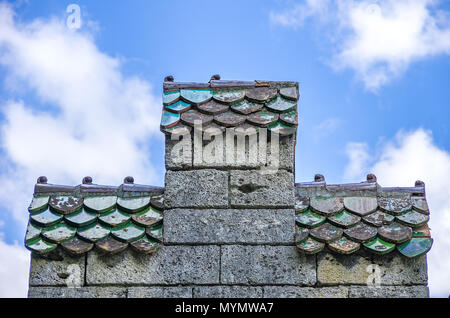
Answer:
[
  {"left": 328, "top": 210, "right": 361, "bottom": 228},
  {"left": 64, "top": 209, "right": 97, "bottom": 227},
  {"left": 160, "top": 110, "right": 180, "bottom": 128},
  {"left": 99, "top": 209, "right": 131, "bottom": 227},
  {"left": 28, "top": 196, "right": 50, "bottom": 212},
  {"left": 396, "top": 210, "right": 429, "bottom": 228},
  {"left": 111, "top": 222, "right": 145, "bottom": 243},
  {"left": 77, "top": 222, "right": 111, "bottom": 242},
  {"left": 247, "top": 110, "right": 279, "bottom": 127},
  {"left": 364, "top": 237, "right": 396, "bottom": 255},
  {"left": 267, "top": 121, "right": 297, "bottom": 136},
  {"left": 295, "top": 225, "right": 309, "bottom": 244},
  {"left": 266, "top": 96, "right": 297, "bottom": 112},
  {"left": 30, "top": 208, "right": 63, "bottom": 227},
  {"left": 296, "top": 237, "right": 325, "bottom": 254},
  {"left": 295, "top": 197, "right": 309, "bottom": 213},
  {"left": 146, "top": 224, "right": 163, "bottom": 242},
  {"left": 132, "top": 206, "right": 163, "bottom": 227},
  {"left": 163, "top": 90, "right": 180, "bottom": 105},
  {"left": 213, "top": 89, "right": 245, "bottom": 104},
  {"left": 49, "top": 195, "right": 83, "bottom": 214},
  {"left": 295, "top": 209, "right": 326, "bottom": 228},
  {"left": 26, "top": 237, "right": 57, "bottom": 254},
  {"left": 180, "top": 89, "right": 213, "bottom": 104},
  {"left": 41, "top": 222, "right": 76, "bottom": 243},
  {"left": 165, "top": 100, "right": 191, "bottom": 113},
  {"left": 130, "top": 235, "right": 161, "bottom": 254},
  {"left": 117, "top": 196, "right": 150, "bottom": 213},
  {"left": 397, "top": 237, "right": 433, "bottom": 258},
  {"left": 83, "top": 196, "right": 117, "bottom": 213},
  {"left": 25, "top": 222, "right": 41, "bottom": 244},
  {"left": 328, "top": 237, "right": 360, "bottom": 255},
  {"left": 279, "top": 110, "right": 298, "bottom": 126}
]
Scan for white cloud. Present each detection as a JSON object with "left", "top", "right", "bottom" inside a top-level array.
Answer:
[
  {"left": 312, "top": 117, "right": 342, "bottom": 142},
  {"left": 343, "top": 141, "right": 371, "bottom": 181},
  {"left": 0, "top": 239, "right": 30, "bottom": 298},
  {"left": 271, "top": 0, "right": 450, "bottom": 90},
  {"left": 344, "top": 128, "right": 450, "bottom": 297},
  {"left": 0, "top": 4, "right": 162, "bottom": 297}
]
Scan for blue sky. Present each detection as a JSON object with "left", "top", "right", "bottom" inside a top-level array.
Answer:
[{"left": 0, "top": 0, "right": 449, "bottom": 297}]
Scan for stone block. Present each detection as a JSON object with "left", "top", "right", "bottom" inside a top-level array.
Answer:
[
  {"left": 28, "top": 287, "right": 127, "bottom": 298},
  {"left": 164, "top": 169, "right": 228, "bottom": 208},
  {"left": 229, "top": 170, "right": 294, "bottom": 208},
  {"left": 163, "top": 209, "right": 295, "bottom": 244},
  {"left": 193, "top": 286, "right": 263, "bottom": 298},
  {"left": 128, "top": 286, "right": 192, "bottom": 298},
  {"left": 221, "top": 245, "right": 316, "bottom": 285},
  {"left": 373, "top": 253, "right": 428, "bottom": 286},
  {"left": 86, "top": 246, "right": 220, "bottom": 285},
  {"left": 263, "top": 286, "right": 348, "bottom": 298},
  {"left": 29, "top": 249, "right": 85, "bottom": 286},
  {"left": 317, "top": 252, "right": 373, "bottom": 286},
  {"left": 348, "top": 285, "right": 429, "bottom": 298}
]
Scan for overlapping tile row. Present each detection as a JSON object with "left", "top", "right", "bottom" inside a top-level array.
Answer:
[
  {"left": 294, "top": 184, "right": 432, "bottom": 258},
  {"left": 25, "top": 187, "right": 164, "bottom": 255},
  {"left": 160, "top": 80, "right": 299, "bottom": 136}
]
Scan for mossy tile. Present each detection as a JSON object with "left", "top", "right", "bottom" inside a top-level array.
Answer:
[
  {"left": 180, "top": 89, "right": 213, "bottom": 104},
  {"left": 162, "top": 122, "right": 191, "bottom": 136},
  {"left": 95, "top": 236, "right": 128, "bottom": 254},
  {"left": 197, "top": 99, "right": 228, "bottom": 115},
  {"left": 411, "top": 197, "right": 429, "bottom": 215},
  {"left": 117, "top": 196, "right": 150, "bottom": 213},
  {"left": 310, "top": 222, "right": 343, "bottom": 243},
  {"left": 328, "top": 237, "right": 360, "bottom": 255},
  {"left": 180, "top": 109, "right": 213, "bottom": 127},
  {"left": 295, "top": 209, "right": 326, "bottom": 228},
  {"left": 245, "top": 87, "right": 277, "bottom": 103},
  {"left": 130, "top": 235, "right": 161, "bottom": 254},
  {"left": 131, "top": 206, "right": 163, "bottom": 227},
  {"left": 99, "top": 209, "right": 131, "bottom": 227},
  {"left": 328, "top": 210, "right": 361, "bottom": 228},
  {"left": 268, "top": 121, "right": 297, "bottom": 136},
  {"left": 279, "top": 86, "right": 299, "bottom": 101},
  {"left": 60, "top": 236, "right": 93, "bottom": 255},
  {"left": 111, "top": 222, "right": 145, "bottom": 243},
  {"left": 279, "top": 110, "right": 298, "bottom": 126},
  {"left": 397, "top": 238, "right": 433, "bottom": 258},
  {"left": 295, "top": 225, "right": 309, "bottom": 244},
  {"left": 28, "top": 196, "right": 50, "bottom": 213},
  {"left": 296, "top": 237, "right": 325, "bottom": 254},
  {"left": 26, "top": 237, "right": 57, "bottom": 254},
  {"left": 214, "top": 111, "right": 246, "bottom": 127},
  {"left": 30, "top": 208, "right": 63, "bottom": 227},
  {"left": 295, "top": 197, "right": 309, "bottom": 213},
  {"left": 213, "top": 89, "right": 245, "bottom": 104},
  {"left": 378, "top": 222, "right": 412, "bottom": 244},
  {"left": 41, "top": 222, "right": 76, "bottom": 243},
  {"left": 231, "top": 101, "right": 263, "bottom": 115},
  {"left": 396, "top": 210, "right": 429, "bottom": 228},
  {"left": 362, "top": 210, "right": 394, "bottom": 227},
  {"left": 83, "top": 196, "right": 117, "bottom": 213},
  {"left": 77, "top": 222, "right": 110, "bottom": 242},
  {"left": 247, "top": 110, "right": 279, "bottom": 127},
  {"left": 49, "top": 195, "right": 83, "bottom": 215},
  {"left": 146, "top": 224, "right": 163, "bottom": 242},
  {"left": 364, "top": 237, "right": 395, "bottom": 255},
  {"left": 65, "top": 209, "right": 97, "bottom": 227},
  {"left": 25, "top": 222, "right": 41, "bottom": 243},
  {"left": 150, "top": 195, "right": 164, "bottom": 211},
  {"left": 412, "top": 224, "right": 431, "bottom": 238},
  {"left": 310, "top": 196, "right": 343, "bottom": 216},
  {"left": 344, "top": 222, "right": 377, "bottom": 243},
  {"left": 378, "top": 197, "right": 411, "bottom": 216}
]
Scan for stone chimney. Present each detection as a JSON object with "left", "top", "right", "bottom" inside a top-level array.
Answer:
[{"left": 26, "top": 76, "right": 431, "bottom": 298}]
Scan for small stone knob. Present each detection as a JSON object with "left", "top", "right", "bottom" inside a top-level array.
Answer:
[
  {"left": 164, "top": 75, "right": 174, "bottom": 82},
  {"left": 37, "top": 176, "right": 48, "bottom": 184},
  {"left": 124, "top": 176, "right": 134, "bottom": 184},
  {"left": 415, "top": 180, "right": 425, "bottom": 187},
  {"left": 367, "top": 173, "right": 377, "bottom": 183},
  {"left": 210, "top": 74, "right": 221, "bottom": 81},
  {"left": 82, "top": 176, "right": 93, "bottom": 184},
  {"left": 314, "top": 174, "right": 325, "bottom": 182}
]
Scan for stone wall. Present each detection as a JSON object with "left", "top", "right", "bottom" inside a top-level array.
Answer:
[{"left": 28, "top": 133, "right": 429, "bottom": 298}]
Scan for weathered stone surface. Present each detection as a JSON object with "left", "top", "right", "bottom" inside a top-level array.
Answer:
[
  {"left": 263, "top": 286, "right": 348, "bottom": 298},
  {"left": 164, "top": 170, "right": 228, "bottom": 208},
  {"left": 221, "top": 245, "right": 316, "bottom": 285},
  {"left": 128, "top": 286, "right": 192, "bottom": 298},
  {"left": 28, "top": 287, "right": 127, "bottom": 298},
  {"left": 348, "top": 285, "right": 429, "bottom": 298},
  {"left": 229, "top": 170, "right": 294, "bottom": 208},
  {"left": 193, "top": 286, "right": 263, "bottom": 298},
  {"left": 317, "top": 252, "right": 372, "bottom": 285},
  {"left": 29, "top": 250, "right": 85, "bottom": 286},
  {"left": 373, "top": 253, "right": 428, "bottom": 285},
  {"left": 164, "top": 209, "right": 295, "bottom": 244},
  {"left": 86, "top": 246, "right": 220, "bottom": 285}
]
